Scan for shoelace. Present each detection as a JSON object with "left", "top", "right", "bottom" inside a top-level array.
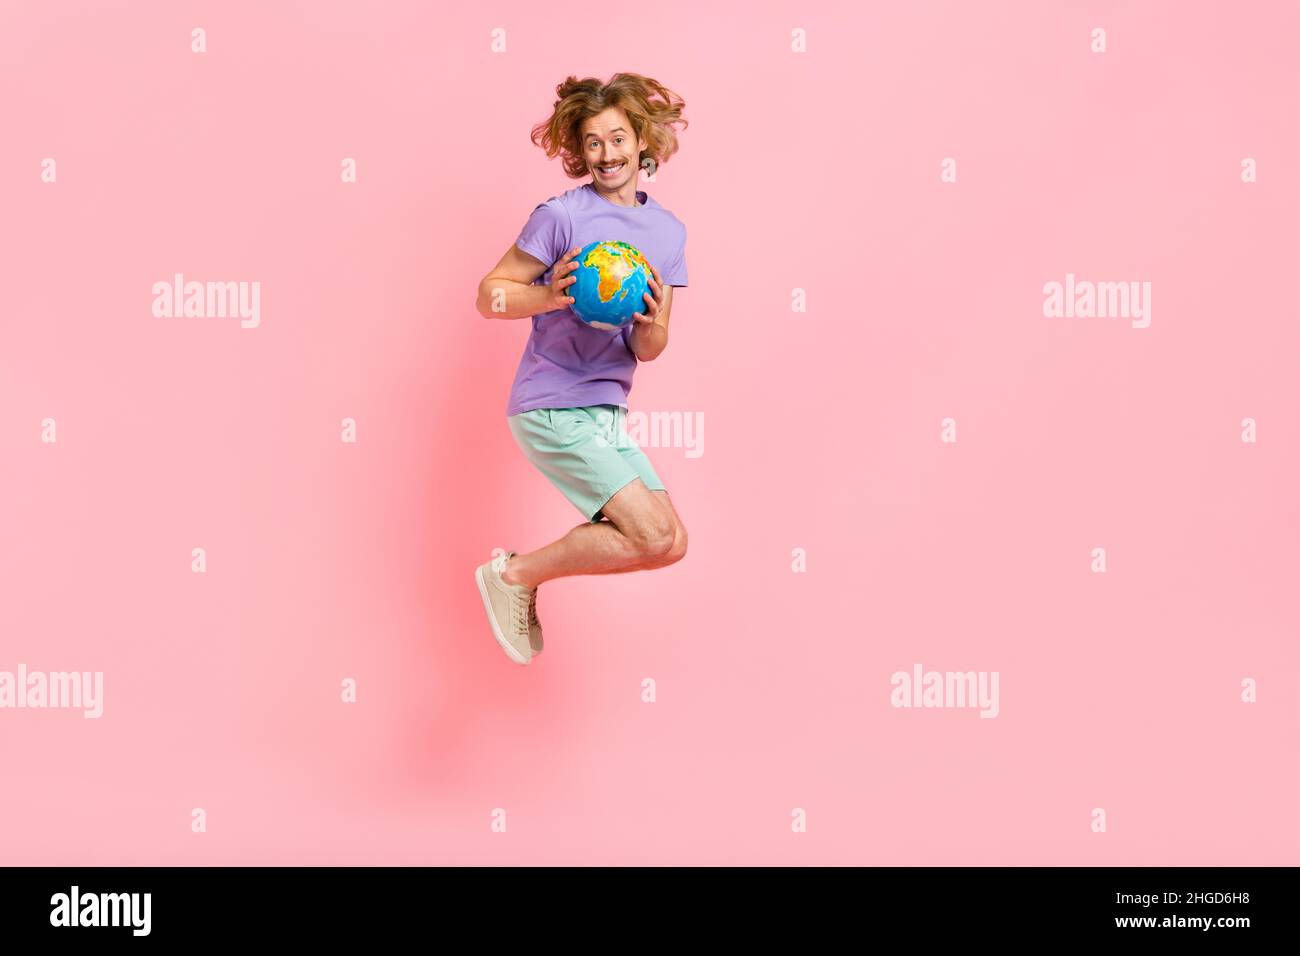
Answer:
[{"left": 511, "top": 589, "right": 531, "bottom": 635}]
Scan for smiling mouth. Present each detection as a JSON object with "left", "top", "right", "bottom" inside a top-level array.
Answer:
[{"left": 596, "top": 162, "right": 626, "bottom": 176}]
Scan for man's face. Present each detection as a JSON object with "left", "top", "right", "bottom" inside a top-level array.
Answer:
[{"left": 581, "top": 108, "right": 642, "bottom": 188}]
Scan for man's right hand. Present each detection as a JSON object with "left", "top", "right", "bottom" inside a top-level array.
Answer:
[{"left": 546, "top": 247, "right": 582, "bottom": 311}]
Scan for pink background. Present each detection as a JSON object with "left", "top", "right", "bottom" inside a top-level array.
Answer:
[{"left": 2, "top": 0, "right": 1297, "bottom": 865}]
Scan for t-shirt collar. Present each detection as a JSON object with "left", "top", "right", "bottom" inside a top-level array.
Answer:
[{"left": 587, "top": 181, "right": 646, "bottom": 210}]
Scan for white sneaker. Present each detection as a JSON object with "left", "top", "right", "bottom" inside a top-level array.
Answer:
[{"left": 474, "top": 552, "right": 534, "bottom": 665}]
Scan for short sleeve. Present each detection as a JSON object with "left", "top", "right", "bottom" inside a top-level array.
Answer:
[
  {"left": 659, "top": 224, "right": 688, "bottom": 287},
  {"left": 514, "top": 198, "right": 570, "bottom": 273}
]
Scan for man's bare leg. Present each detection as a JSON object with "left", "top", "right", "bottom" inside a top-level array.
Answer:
[
  {"left": 582, "top": 491, "right": 686, "bottom": 575},
  {"left": 500, "top": 483, "right": 687, "bottom": 589}
]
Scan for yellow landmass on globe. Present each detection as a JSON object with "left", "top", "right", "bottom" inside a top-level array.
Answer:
[{"left": 583, "top": 242, "right": 650, "bottom": 303}]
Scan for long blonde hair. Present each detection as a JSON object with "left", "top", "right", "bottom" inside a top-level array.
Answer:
[{"left": 529, "top": 73, "right": 688, "bottom": 179}]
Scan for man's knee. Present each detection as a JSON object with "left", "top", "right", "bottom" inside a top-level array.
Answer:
[
  {"left": 646, "top": 521, "right": 687, "bottom": 568},
  {"left": 631, "top": 516, "right": 676, "bottom": 561},
  {"left": 621, "top": 509, "right": 676, "bottom": 561},
  {"left": 667, "top": 525, "right": 688, "bottom": 565}
]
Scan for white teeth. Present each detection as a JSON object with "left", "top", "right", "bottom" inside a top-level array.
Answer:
[{"left": 599, "top": 163, "right": 624, "bottom": 172}]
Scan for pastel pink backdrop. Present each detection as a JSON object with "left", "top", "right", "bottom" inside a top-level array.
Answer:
[{"left": 1, "top": 0, "right": 1296, "bottom": 865}]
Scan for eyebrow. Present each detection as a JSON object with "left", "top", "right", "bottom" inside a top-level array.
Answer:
[{"left": 586, "top": 128, "right": 627, "bottom": 139}]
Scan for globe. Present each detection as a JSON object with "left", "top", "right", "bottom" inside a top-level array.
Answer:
[{"left": 567, "top": 240, "right": 652, "bottom": 330}]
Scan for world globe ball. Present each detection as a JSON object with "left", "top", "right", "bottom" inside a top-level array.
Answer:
[{"left": 567, "top": 240, "right": 652, "bottom": 330}]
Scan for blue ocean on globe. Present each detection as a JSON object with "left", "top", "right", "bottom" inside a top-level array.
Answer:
[{"left": 568, "top": 240, "right": 652, "bottom": 330}]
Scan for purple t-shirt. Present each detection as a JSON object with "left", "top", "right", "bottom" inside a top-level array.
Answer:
[{"left": 505, "top": 182, "right": 688, "bottom": 416}]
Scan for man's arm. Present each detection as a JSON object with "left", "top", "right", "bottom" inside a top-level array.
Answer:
[
  {"left": 476, "top": 244, "right": 577, "bottom": 320},
  {"left": 628, "top": 271, "right": 674, "bottom": 362}
]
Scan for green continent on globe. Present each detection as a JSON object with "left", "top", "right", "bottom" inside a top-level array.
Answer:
[{"left": 582, "top": 242, "right": 650, "bottom": 303}]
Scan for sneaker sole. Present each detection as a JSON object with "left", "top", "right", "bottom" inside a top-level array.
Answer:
[{"left": 475, "top": 565, "right": 530, "bottom": 665}]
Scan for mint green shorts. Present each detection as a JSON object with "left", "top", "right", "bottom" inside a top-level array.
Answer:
[{"left": 507, "top": 404, "right": 666, "bottom": 522}]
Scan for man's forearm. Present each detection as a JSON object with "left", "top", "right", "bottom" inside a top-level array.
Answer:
[
  {"left": 629, "top": 322, "right": 668, "bottom": 361},
  {"left": 476, "top": 279, "right": 554, "bottom": 320}
]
